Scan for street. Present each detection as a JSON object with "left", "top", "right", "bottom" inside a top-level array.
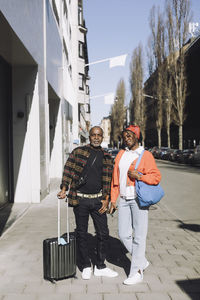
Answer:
[
  {"left": 157, "top": 160, "right": 200, "bottom": 224},
  {"left": 0, "top": 160, "right": 200, "bottom": 300}
]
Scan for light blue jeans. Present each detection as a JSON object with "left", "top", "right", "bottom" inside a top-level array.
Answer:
[{"left": 118, "top": 197, "right": 149, "bottom": 277}]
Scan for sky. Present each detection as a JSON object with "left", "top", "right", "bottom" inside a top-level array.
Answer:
[{"left": 84, "top": 0, "right": 200, "bottom": 126}]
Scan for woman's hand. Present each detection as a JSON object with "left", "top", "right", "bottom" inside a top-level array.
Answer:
[
  {"left": 128, "top": 170, "right": 142, "bottom": 180},
  {"left": 109, "top": 202, "right": 118, "bottom": 215}
]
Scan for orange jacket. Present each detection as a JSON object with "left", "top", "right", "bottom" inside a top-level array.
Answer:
[{"left": 111, "top": 149, "right": 162, "bottom": 203}]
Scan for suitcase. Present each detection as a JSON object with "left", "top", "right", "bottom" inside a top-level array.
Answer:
[{"left": 43, "top": 198, "right": 76, "bottom": 281}]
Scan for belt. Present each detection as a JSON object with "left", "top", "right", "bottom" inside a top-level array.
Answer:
[
  {"left": 77, "top": 192, "right": 102, "bottom": 199},
  {"left": 120, "top": 195, "right": 135, "bottom": 201}
]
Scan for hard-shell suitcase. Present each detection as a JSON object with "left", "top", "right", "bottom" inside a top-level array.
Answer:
[{"left": 43, "top": 198, "right": 76, "bottom": 281}]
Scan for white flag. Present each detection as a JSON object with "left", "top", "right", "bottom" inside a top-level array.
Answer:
[
  {"left": 104, "top": 93, "right": 115, "bottom": 104},
  {"left": 109, "top": 54, "right": 127, "bottom": 68}
]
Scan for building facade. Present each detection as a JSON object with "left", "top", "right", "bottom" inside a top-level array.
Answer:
[{"left": 0, "top": 0, "right": 90, "bottom": 207}]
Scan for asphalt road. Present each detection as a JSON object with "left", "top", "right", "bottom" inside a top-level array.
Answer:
[{"left": 156, "top": 159, "right": 200, "bottom": 225}]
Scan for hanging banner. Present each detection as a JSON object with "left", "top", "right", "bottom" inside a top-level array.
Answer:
[
  {"left": 104, "top": 93, "right": 115, "bottom": 104},
  {"left": 109, "top": 54, "right": 127, "bottom": 68}
]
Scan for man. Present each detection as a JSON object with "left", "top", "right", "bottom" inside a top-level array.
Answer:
[
  {"left": 110, "top": 125, "right": 161, "bottom": 285},
  {"left": 58, "top": 126, "right": 118, "bottom": 280}
]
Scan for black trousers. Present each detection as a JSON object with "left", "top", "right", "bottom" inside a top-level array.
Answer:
[{"left": 73, "top": 197, "right": 109, "bottom": 270}]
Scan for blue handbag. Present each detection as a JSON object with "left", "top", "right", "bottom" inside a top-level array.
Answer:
[{"left": 134, "top": 150, "right": 164, "bottom": 207}]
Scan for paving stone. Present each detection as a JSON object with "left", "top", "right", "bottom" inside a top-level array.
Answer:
[
  {"left": 143, "top": 273, "right": 161, "bottom": 284},
  {"left": 23, "top": 282, "right": 56, "bottom": 294},
  {"left": 104, "top": 294, "right": 137, "bottom": 300},
  {"left": 168, "top": 266, "right": 199, "bottom": 276},
  {"left": 87, "top": 283, "right": 118, "bottom": 293},
  {"left": 118, "top": 282, "right": 149, "bottom": 293},
  {"left": 0, "top": 283, "right": 25, "bottom": 294},
  {"left": 2, "top": 295, "right": 37, "bottom": 300},
  {"left": 136, "top": 292, "right": 171, "bottom": 300},
  {"left": 71, "top": 294, "right": 102, "bottom": 300},
  {"left": 37, "top": 295, "right": 69, "bottom": 300},
  {"left": 54, "top": 283, "right": 86, "bottom": 294},
  {"left": 147, "top": 281, "right": 184, "bottom": 293},
  {"left": 159, "top": 274, "right": 188, "bottom": 283},
  {"left": 169, "top": 292, "right": 197, "bottom": 300}
]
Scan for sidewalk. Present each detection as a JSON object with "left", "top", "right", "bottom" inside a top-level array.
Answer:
[{"left": 0, "top": 189, "right": 200, "bottom": 300}]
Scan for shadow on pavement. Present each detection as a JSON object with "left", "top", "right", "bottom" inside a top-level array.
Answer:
[
  {"left": 176, "top": 278, "right": 200, "bottom": 300},
  {"left": 176, "top": 220, "right": 200, "bottom": 232},
  {"left": 0, "top": 203, "right": 13, "bottom": 236},
  {"left": 76, "top": 233, "right": 130, "bottom": 276},
  {"left": 106, "top": 235, "right": 130, "bottom": 276}
]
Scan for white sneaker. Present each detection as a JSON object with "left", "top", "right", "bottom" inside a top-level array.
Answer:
[
  {"left": 94, "top": 266, "right": 118, "bottom": 277},
  {"left": 123, "top": 272, "right": 143, "bottom": 285},
  {"left": 82, "top": 267, "right": 92, "bottom": 280},
  {"left": 143, "top": 261, "right": 149, "bottom": 271}
]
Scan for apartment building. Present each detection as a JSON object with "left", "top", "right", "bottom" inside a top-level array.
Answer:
[{"left": 0, "top": 0, "right": 90, "bottom": 207}]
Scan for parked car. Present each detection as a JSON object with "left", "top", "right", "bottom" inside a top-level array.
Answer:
[
  {"left": 162, "top": 148, "right": 175, "bottom": 160},
  {"left": 169, "top": 149, "right": 182, "bottom": 162},
  {"left": 177, "top": 149, "right": 194, "bottom": 164},
  {"left": 151, "top": 146, "right": 160, "bottom": 158},
  {"left": 158, "top": 147, "right": 170, "bottom": 160},
  {"left": 190, "top": 145, "right": 200, "bottom": 166}
]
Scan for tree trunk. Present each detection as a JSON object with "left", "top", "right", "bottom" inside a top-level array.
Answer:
[
  {"left": 157, "top": 128, "right": 161, "bottom": 148},
  {"left": 167, "top": 125, "right": 170, "bottom": 148},
  {"left": 179, "top": 124, "right": 183, "bottom": 150}
]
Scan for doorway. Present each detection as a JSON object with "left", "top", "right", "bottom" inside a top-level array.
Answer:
[{"left": 0, "top": 56, "right": 12, "bottom": 207}]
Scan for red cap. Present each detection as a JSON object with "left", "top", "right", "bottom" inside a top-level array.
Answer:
[{"left": 125, "top": 125, "right": 140, "bottom": 139}]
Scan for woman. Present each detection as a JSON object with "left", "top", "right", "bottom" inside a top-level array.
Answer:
[{"left": 110, "top": 125, "right": 161, "bottom": 285}]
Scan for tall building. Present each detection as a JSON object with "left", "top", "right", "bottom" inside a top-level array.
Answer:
[{"left": 0, "top": 0, "right": 90, "bottom": 207}]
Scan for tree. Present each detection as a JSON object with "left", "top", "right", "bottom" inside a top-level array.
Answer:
[
  {"left": 149, "top": 5, "right": 166, "bottom": 148},
  {"left": 166, "top": 0, "right": 191, "bottom": 149},
  {"left": 110, "top": 79, "right": 126, "bottom": 148},
  {"left": 129, "top": 44, "right": 146, "bottom": 146}
]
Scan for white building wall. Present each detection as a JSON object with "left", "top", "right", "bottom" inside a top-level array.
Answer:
[
  {"left": 0, "top": 0, "right": 44, "bottom": 65},
  {"left": 12, "top": 67, "right": 40, "bottom": 203},
  {"left": 70, "top": 0, "right": 79, "bottom": 144},
  {"left": 49, "top": 101, "right": 63, "bottom": 179},
  {"left": 0, "top": 0, "right": 89, "bottom": 204}
]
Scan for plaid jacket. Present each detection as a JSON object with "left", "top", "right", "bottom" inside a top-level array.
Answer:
[{"left": 61, "top": 145, "right": 113, "bottom": 206}]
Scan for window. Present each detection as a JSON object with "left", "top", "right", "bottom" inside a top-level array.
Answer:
[
  {"left": 78, "top": 73, "right": 84, "bottom": 90},
  {"left": 86, "top": 103, "right": 90, "bottom": 113},
  {"left": 86, "top": 85, "right": 89, "bottom": 95},
  {"left": 78, "top": 4, "right": 83, "bottom": 26},
  {"left": 78, "top": 41, "right": 84, "bottom": 58}
]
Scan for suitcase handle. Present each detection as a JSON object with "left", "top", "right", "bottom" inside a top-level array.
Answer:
[{"left": 58, "top": 197, "right": 70, "bottom": 245}]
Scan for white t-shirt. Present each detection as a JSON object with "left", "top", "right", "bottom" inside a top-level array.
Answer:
[{"left": 119, "top": 146, "right": 144, "bottom": 199}]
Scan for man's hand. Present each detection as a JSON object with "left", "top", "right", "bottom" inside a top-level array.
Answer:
[
  {"left": 128, "top": 170, "right": 141, "bottom": 180},
  {"left": 109, "top": 202, "right": 117, "bottom": 215},
  {"left": 98, "top": 198, "right": 109, "bottom": 214},
  {"left": 57, "top": 188, "right": 66, "bottom": 199}
]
